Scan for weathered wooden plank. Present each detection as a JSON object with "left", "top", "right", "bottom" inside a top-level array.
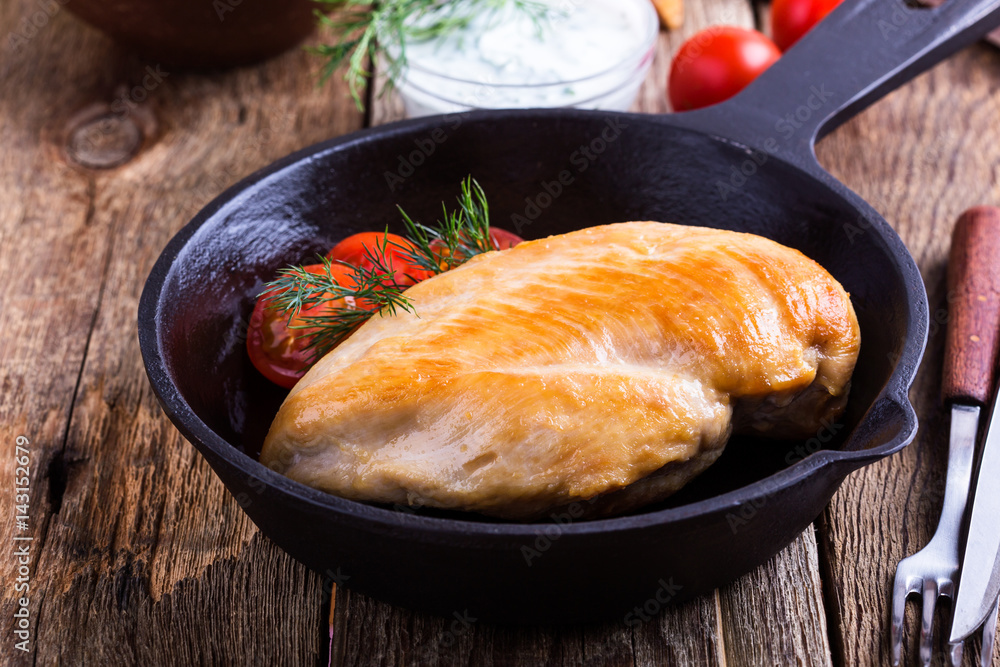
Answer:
[
  {"left": 814, "top": 44, "right": 1000, "bottom": 667},
  {"left": 0, "top": 6, "right": 130, "bottom": 664},
  {"left": 0, "top": 2, "right": 364, "bottom": 663},
  {"left": 370, "top": 68, "right": 408, "bottom": 127},
  {"left": 719, "top": 530, "right": 833, "bottom": 667},
  {"left": 340, "top": 593, "right": 596, "bottom": 667},
  {"left": 632, "top": 591, "right": 723, "bottom": 666}
]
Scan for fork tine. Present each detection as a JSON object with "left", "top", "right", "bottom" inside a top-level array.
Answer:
[
  {"left": 892, "top": 573, "right": 918, "bottom": 666},
  {"left": 940, "top": 581, "right": 963, "bottom": 667},
  {"left": 980, "top": 596, "right": 999, "bottom": 667},
  {"left": 948, "top": 640, "right": 964, "bottom": 667},
  {"left": 920, "top": 579, "right": 939, "bottom": 667}
]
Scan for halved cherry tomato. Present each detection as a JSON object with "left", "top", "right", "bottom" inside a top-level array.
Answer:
[
  {"left": 326, "top": 232, "right": 432, "bottom": 286},
  {"left": 430, "top": 227, "right": 525, "bottom": 266},
  {"left": 251, "top": 227, "right": 523, "bottom": 388},
  {"left": 488, "top": 227, "right": 524, "bottom": 250},
  {"left": 247, "top": 263, "right": 371, "bottom": 389},
  {"left": 668, "top": 26, "right": 781, "bottom": 111},
  {"left": 771, "top": 0, "right": 843, "bottom": 52}
]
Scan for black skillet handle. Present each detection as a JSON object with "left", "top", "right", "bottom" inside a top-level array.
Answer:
[{"left": 676, "top": 0, "right": 1000, "bottom": 169}]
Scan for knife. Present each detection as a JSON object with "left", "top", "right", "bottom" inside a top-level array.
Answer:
[{"left": 948, "top": 206, "right": 1000, "bottom": 645}]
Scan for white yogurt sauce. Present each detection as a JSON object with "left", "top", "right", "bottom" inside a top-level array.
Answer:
[{"left": 396, "top": 0, "right": 656, "bottom": 115}]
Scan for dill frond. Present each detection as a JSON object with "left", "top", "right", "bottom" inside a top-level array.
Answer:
[{"left": 258, "top": 177, "right": 501, "bottom": 365}]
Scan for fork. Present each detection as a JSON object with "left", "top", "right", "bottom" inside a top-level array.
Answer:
[
  {"left": 891, "top": 208, "right": 1000, "bottom": 666},
  {"left": 891, "top": 404, "right": 980, "bottom": 666}
]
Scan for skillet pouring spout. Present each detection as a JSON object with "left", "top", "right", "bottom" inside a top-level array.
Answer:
[{"left": 138, "top": 0, "right": 1000, "bottom": 622}]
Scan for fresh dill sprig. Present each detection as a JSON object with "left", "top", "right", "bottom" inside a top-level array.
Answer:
[
  {"left": 395, "top": 176, "right": 495, "bottom": 274},
  {"left": 261, "top": 243, "right": 414, "bottom": 361},
  {"left": 259, "top": 177, "right": 502, "bottom": 364},
  {"left": 311, "top": 0, "right": 551, "bottom": 111}
]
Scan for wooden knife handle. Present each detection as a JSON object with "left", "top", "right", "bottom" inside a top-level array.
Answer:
[{"left": 943, "top": 206, "right": 1000, "bottom": 405}]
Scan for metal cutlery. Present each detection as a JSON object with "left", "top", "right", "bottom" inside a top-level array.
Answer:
[
  {"left": 892, "top": 206, "right": 1000, "bottom": 666},
  {"left": 950, "top": 207, "right": 1000, "bottom": 656}
]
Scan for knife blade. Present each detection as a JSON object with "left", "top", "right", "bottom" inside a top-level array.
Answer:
[
  {"left": 951, "top": 376, "right": 1000, "bottom": 642},
  {"left": 948, "top": 206, "right": 1000, "bottom": 644}
]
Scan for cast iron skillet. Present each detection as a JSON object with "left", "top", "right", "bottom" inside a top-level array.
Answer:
[{"left": 139, "top": 0, "right": 1000, "bottom": 624}]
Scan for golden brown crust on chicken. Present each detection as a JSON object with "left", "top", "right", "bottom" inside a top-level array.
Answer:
[{"left": 260, "top": 222, "right": 860, "bottom": 520}]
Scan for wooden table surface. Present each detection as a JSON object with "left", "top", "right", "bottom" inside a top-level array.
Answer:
[{"left": 2, "top": 0, "right": 1000, "bottom": 665}]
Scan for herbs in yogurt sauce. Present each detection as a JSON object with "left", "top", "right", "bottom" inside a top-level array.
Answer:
[{"left": 312, "top": 0, "right": 550, "bottom": 111}]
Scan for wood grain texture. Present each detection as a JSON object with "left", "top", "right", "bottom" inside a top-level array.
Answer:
[
  {"left": 5, "top": 0, "right": 995, "bottom": 663},
  {"left": 0, "top": 1, "right": 363, "bottom": 664},
  {"left": 814, "top": 41, "right": 1000, "bottom": 667},
  {"left": 719, "top": 528, "right": 833, "bottom": 667},
  {"left": 338, "top": 2, "right": 832, "bottom": 666},
  {"left": 651, "top": 0, "right": 685, "bottom": 31},
  {"left": 942, "top": 206, "right": 1000, "bottom": 405}
]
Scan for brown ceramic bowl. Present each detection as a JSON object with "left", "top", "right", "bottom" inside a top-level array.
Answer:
[{"left": 66, "top": 0, "right": 318, "bottom": 67}]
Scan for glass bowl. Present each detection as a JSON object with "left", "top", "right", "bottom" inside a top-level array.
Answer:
[{"left": 394, "top": 0, "right": 659, "bottom": 117}]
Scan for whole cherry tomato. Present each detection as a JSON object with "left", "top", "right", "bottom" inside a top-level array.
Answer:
[
  {"left": 326, "top": 231, "right": 433, "bottom": 286},
  {"left": 668, "top": 26, "right": 781, "bottom": 111},
  {"left": 246, "top": 263, "right": 370, "bottom": 389},
  {"left": 771, "top": 0, "right": 843, "bottom": 51}
]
